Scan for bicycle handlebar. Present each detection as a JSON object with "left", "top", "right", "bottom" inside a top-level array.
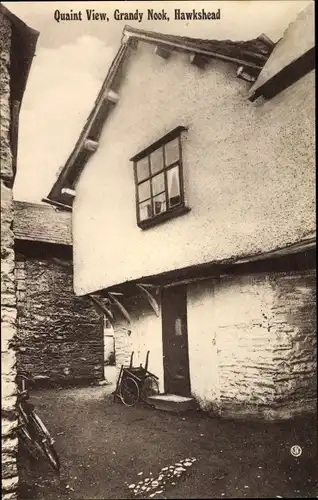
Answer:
[
  {"left": 16, "top": 371, "right": 33, "bottom": 381},
  {"left": 16, "top": 373, "right": 33, "bottom": 392}
]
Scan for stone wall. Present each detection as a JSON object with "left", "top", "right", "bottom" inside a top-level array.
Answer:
[
  {"left": 113, "top": 320, "right": 133, "bottom": 376},
  {"left": 1, "top": 11, "right": 19, "bottom": 499},
  {"left": 187, "top": 269, "right": 316, "bottom": 419},
  {"left": 271, "top": 271, "right": 317, "bottom": 417},
  {"left": 15, "top": 253, "right": 104, "bottom": 384}
]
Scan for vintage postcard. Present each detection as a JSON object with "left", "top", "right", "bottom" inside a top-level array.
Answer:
[{"left": 1, "top": 1, "right": 316, "bottom": 499}]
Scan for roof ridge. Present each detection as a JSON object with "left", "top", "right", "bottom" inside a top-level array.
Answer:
[
  {"left": 123, "top": 25, "right": 273, "bottom": 46},
  {"left": 122, "top": 26, "right": 274, "bottom": 69}
]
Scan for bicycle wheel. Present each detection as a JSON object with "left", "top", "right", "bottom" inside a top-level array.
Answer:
[
  {"left": 120, "top": 376, "right": 140, "bottom": 407},
  {"left": 40, "top": 439, "right": 60, "bottom": 472},
  {"left": 141, "top": 375, "right": 160, "bottom": 404},
  {"left": 29, "top": 411, "right": 60, "bottom": 472}
]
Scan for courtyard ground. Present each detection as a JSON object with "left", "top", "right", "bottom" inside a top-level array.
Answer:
[{"left": 18, "top": 384, "right": 317, "bottom": 499}]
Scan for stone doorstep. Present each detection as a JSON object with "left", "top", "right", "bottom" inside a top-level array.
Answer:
[{"left": 147, "top": 394, "right": 196, "bottom": 413}]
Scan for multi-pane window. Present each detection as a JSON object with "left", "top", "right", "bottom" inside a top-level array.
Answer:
[{"left": 132, "top": 127, "right": 188, "bottom": 228}]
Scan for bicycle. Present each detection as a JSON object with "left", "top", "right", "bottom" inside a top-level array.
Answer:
[
  {"left": 114, "top": 351, "right": 160, "bottom": 407},
  {"left": 15, "top": 373, "right": 60, "bottom": 472}
]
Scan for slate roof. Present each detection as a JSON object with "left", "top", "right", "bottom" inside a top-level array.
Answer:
[
  {"left": 13, "top": 201, "right": 72, "bottom": 246},
  {"left": 125, "top": 27, "right": 274, "bottom": 69}
]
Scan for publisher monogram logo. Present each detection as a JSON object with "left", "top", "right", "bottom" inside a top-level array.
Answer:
[{"left": 290, "top": 445, "right": 302, "bottom": 457}]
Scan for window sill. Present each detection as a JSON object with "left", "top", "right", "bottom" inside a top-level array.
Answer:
[{"left": 138, "top": 204, "right": 191, "bottom": 230}]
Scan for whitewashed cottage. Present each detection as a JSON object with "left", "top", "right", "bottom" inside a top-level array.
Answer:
[{"left": 45, "top": 4, "right": 316, "bottom": 420}]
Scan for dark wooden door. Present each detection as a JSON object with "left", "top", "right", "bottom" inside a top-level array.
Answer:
[{"left": 162, "top": 285, "right": 191, "bottom": 396}]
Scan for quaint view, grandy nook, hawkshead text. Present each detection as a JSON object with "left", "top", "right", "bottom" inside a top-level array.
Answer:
[{"left": 53, "top": 8, "right": 222, "bottom": 23}]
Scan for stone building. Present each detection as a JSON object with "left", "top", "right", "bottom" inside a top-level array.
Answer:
[
  {"left": 1, "top": 5, "right": 38, "bottom": 499},
  {"left": 45, "top": 5, "right": 315, "bottom": 419},
  {"left": 13, "top": 200, "right": 104, "bottom": 385}
]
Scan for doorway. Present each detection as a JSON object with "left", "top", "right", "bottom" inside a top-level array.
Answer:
[
  {"left": 161, "top": 285, "right": 191, "bottom": 396},
  {"left": 103, "top": 318, "right": 117, "bottom": 383}
]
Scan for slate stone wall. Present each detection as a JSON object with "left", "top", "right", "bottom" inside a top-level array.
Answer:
[
  {"left": 1, "top": 11, "right": 19, "bottom": 499},
  {"left": 270, "top": 270, "right": 317, "bottom": 416},
  {"left": 15, "top": 253, "right": 104, "bottom": 384},
  {"left": 187, "top": 269, "right": 316, "bottom": 420}
]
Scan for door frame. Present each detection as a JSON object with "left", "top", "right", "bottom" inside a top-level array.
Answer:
[{"left": 161, "top": 284, "right": 191, "bottom": 396}]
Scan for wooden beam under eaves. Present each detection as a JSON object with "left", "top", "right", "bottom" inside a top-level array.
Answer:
[
  {"left": 154, "top": 45, "right": 172, "bottom": 60},
  {"left": 189, "top": 53, "right": 209, "bottom": 69},
  {"left": 136, "top": 284, "right": 160, "bottom": 317},
  {"left": 108, "top": 292, "right": 131, "bottom": 324},
  {"left": 61, "top": 187, "right": 76, "bottom": 197},
  {"left": 89, "top": 294, "right": 114, "bottom": 322},
  {"left": 84, "top": 139, "right": 99, "bottom": 152},
  {"left": 138, "top": 283, "right": 160, "bottom": 291},
  {"left": 105, "top": 90, "right": 119, "bottom": 104},
  {"left": 236, "top": 66, "right": 256, "bottom": 83}
]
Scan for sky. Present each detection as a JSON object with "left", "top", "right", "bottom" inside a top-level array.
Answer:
[{"left": 4, "top": 0, "right": 311, "bottom": 202}]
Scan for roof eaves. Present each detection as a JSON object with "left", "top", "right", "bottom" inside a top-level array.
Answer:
[
  {"left": 248, "top": 46, "right": 315, "bottom": 101},
  {"left": 99, "top": 235, "right": 316, "bottom": 293},
  {"left": 42, "top": 197, "right": 73, "bottom": 211},
  {"left": 45, "top": 40, "right": 131, "bottom": 208},
  {"left": 234, "top": 236, "right": 316, "bottom": 264},
  {"left": 123, "top": 25, "right": 266, "bottom": 70},
  {"left": 14, "top": 234, "right": 72, "bottom": 247}
]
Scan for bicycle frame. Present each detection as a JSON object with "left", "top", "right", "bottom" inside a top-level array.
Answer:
[{"left": 15, "top": 373, "right": 60, "bottom": 472}]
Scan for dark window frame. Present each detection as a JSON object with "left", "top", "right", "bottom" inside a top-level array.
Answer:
[{"left": 131, "top": 126, "right": 190, "bottom": 229}]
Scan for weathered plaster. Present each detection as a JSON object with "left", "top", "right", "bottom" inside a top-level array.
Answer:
[
  {"left": 187, "top": 280, "right": 222, "bottom": 411},
  {"left": 187, "top": 271, "right": 316, "bottom": 419},
  {"left": 73, "top": 37, "right": 315, "bottom": 295},
  {"left": 112, "top": 270, "right": 316, "bottom": 420}
]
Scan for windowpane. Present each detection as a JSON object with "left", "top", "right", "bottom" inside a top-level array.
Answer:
[
  {"left": 153, "top": 193, "right": 167, "bottom": 215},
  {"left": 136, "top": 157, "right": 150, "bottom": 182},
  {"left": 150, "top": 148, "right": 164, "bottom": 174},
  {"left": 133, "top": 130, "right": 186, "bottom": 227},
  {"left": 167, "top": 166, "right": 181, "bottom": 207},
  {"left": 152, "top": 173, "right": 165, "bottom": 196},
  {"left": 138, "top": 180, "right": 151, "bottom": 202},
  {"left": 139, "top": 200, "right": 153, "bottom": 221},
  {"left": 165, "top": 138, "right": 179, "bottom": 166}
]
